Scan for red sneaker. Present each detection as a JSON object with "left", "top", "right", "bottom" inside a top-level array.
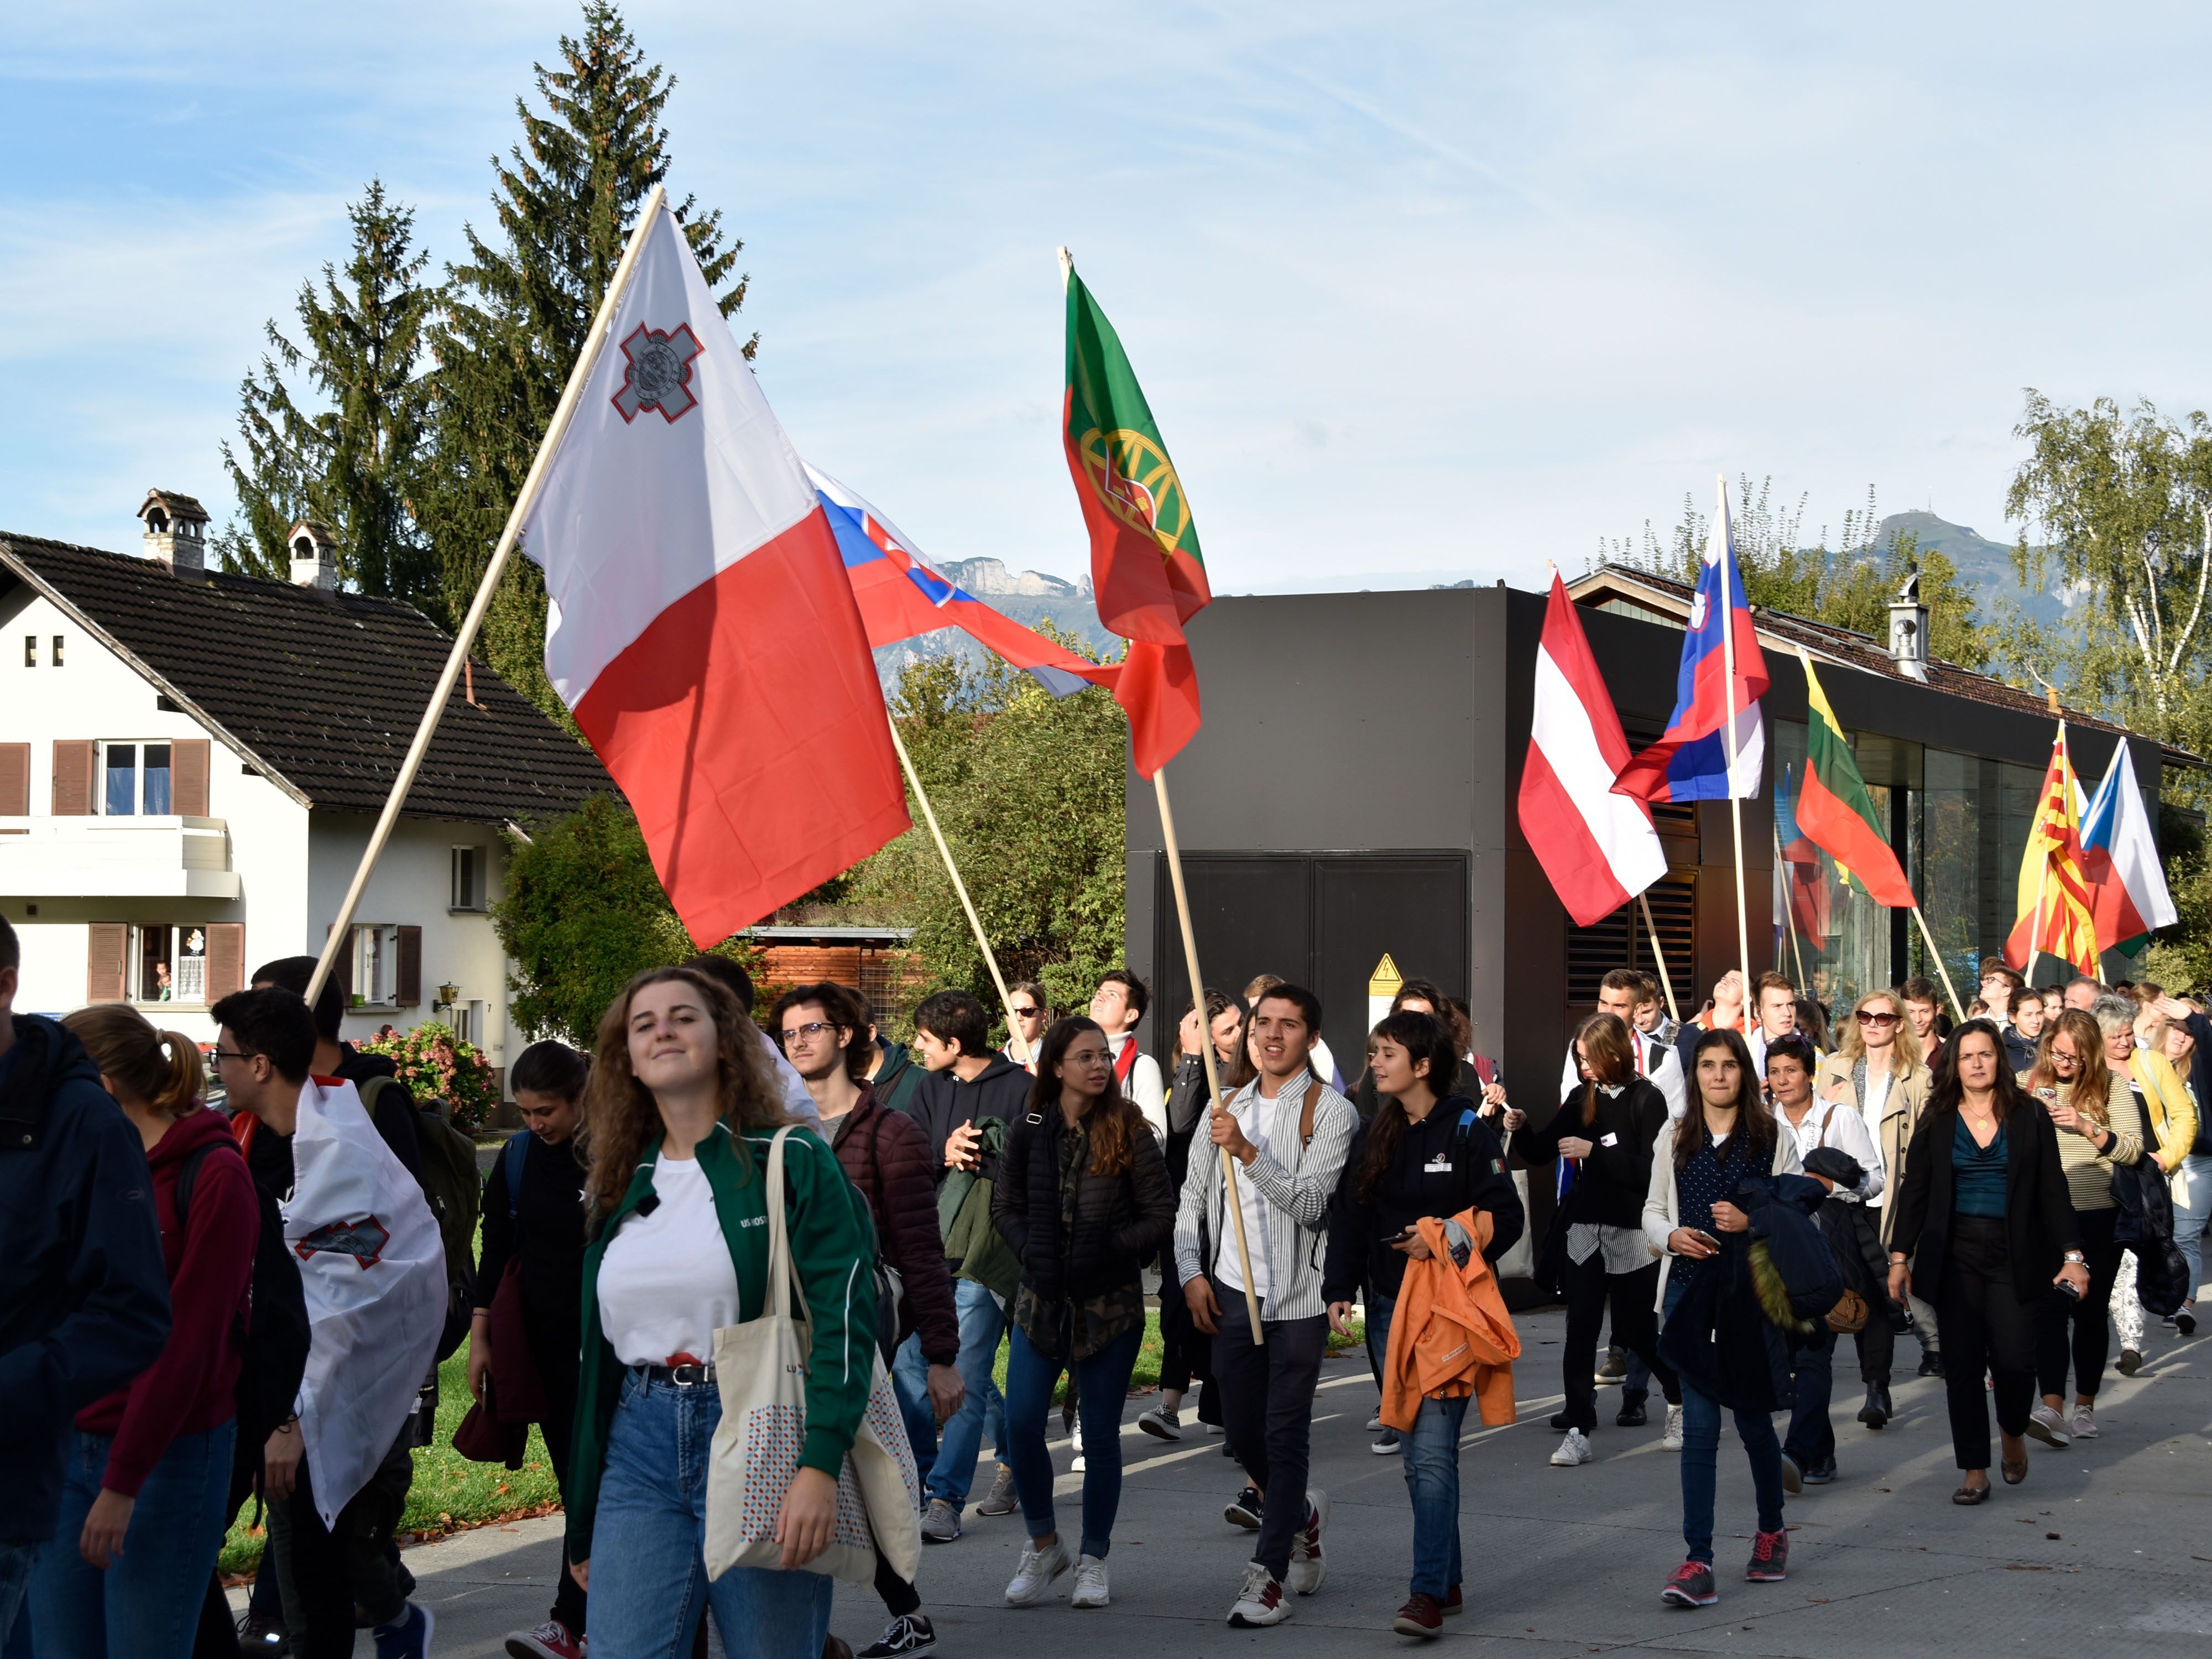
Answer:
[
  {"left": 1441, "top": 1584, "right": 1463, "bottom": 1616},
  {"left": 1745, "top": 1528, "right": 1789, "bottom": 1582},
  {"left": 505, "top": 1621, "right": 583, "bottom": 1659},
  {"left": 1661, "top": 1559, "right": 1718, "bottom": 1607},
  {"left": 1391, "top": 1593, "right": 1443, "bottom": 1638}
]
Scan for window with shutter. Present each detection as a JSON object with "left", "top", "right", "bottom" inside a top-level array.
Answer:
[
  {"left": 87, "top": 922, "right": 127, "bottom": 1003},
  {"left": 397, "top": 926, "right": 422, "bottom": 1007},
  {"left": 1564, "top": 872, "right": 1697, "bottom": 1011},
  {"left": 205, "top": 924, "right": 244, "bottom": 1003},
  {"left": 0, "top": 743, "right": 27, "bottom": 817},
  {"left": 51, "top": 740, "right": 94, "bottom": 816},
  {"left": 172, "top": 739, "right": 210, "bottom": 816}
]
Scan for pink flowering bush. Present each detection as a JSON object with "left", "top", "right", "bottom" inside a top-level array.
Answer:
[{"left": 358, "top": 1021, "right": 501, "bottom": 1135}]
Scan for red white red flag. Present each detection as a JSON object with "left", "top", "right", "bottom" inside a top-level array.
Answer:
[
  {"left": 1519, "top": 573, "right": 1667, "bottom": 927},
  {"left": 520, "top": 205, "right": 910, "bottom": 945}
]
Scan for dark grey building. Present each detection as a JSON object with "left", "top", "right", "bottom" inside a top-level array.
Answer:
[{"left": 1124, "top": 571, "right": 2195, "bottom": 1103}]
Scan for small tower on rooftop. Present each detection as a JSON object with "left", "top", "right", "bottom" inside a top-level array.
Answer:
[
  {"left": 138, "top": 489, "right": 210, "bottom": 577},
  {"left": 1888, "top": 570, "right": 1930, "bottom": 684}
]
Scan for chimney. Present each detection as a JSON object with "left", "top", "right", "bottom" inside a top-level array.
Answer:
[
  {"left": 1887, "top": 570, "right": 1930, "bottom": 684},
  {"left": 286, "top": 520, "right": 341, "bottom": 592},
  {"left": 137, "top": 489, "right": 210, "bottom": 577}
]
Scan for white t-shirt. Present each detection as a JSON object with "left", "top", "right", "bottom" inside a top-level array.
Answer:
[
  {"left": 1857, "top": 1066, "right": 1893, "bottom": 1202},
  {"left": 1212, "top": 1093, "right": 1275, "bottom": 1298},
  {"left": 596, "top": 1155, "right": 742, "bottom": 1366}
]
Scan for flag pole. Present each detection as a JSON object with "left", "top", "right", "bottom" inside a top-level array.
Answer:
[
  {"left": 1910, "top": 905, "right": 1968, "bottom": 1023},
  {"left": 883, "top": 714, "right": 1031, "bottom": 1065},
  {"left": 1772, "top": 822, "right": 1809, "bottom": 988},
  {"left": 1154, "top": 762, "right": 1265, "bottom": 1345},
  {"left": 1714, "top": 476, "right": 1755, "bottom": 999},
  {"left": 1637, "top": 891, "right": 1680, "bottom": 1024},
  {"left": 305, "top": 186, "right": 669, "bottom": 1007}
]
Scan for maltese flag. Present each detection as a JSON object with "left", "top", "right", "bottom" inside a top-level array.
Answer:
[
  {"left": 1519, "top": 572, "right": 1667, "bottom": 926},
  {"left": 520, "top": 205, "right": 909, "bottom": 943}
]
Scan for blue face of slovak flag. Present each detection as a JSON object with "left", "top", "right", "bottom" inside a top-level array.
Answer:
[{"left": 816, "top": 489, "right": 972, "bottom": 608}]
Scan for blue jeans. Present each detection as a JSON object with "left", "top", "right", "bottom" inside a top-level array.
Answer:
[
  {"left": 1002, "top": 1323, "right": 1142, "bottom": 1559},
  {"left": 586, "top": 1371, "right": 833, "bottom": 1659},
  {"left": 2173, "top": 1154, "right": 2212, "bottom": 1303},
  {"left": 1366, "top": 1292, "right": 1468, "bottom": 1599},
  {"left": 1782, "top": 1328, "right": 1835, "bottom": 1468},
  {"left": 1663, "top": 1274, "right": 1785, "bottom": 1563},
  {"left": 29, "top": 1421, "right": 234, "bottom": 1659},
  {"left": 0, "top": 1544, "right": 38, "bottom": 1657},
  {"left": 895, "top": 1279, "right": 1008, "bottom": 1508}
]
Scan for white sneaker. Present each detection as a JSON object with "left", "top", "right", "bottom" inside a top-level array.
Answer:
[
  {"left": 2026, "top": 1402, "right": 2072, "bottom": 1448},
  {"left": 1550, "top": 1428, "right": 1593, "bottom": 1467},
  {"left": 1661, "top": 1405, "right": 1685, "bottom": 1452},
  {"left": 1287, "top": 1488, "right": 1328, "bottom": 1595},
  {"left": 1005, "top": 1538, "right": 1073, "bottom": 1606},
  {"left": 1366, "top": 1410, "right": 1385, "bottom": 1432},
  {"left": 1227, "top": 1560, "right": 1292, "bottom": 1626},
  {"left": 1138, "top": 1401, "right": 1182, "bottom": 1441},
  {"left": 2069, "top": 1403, "right": 2099, "bottom": 1440},
  {"left": 1071, "top": 1553, "right": 1110, "bottom": 1608}
]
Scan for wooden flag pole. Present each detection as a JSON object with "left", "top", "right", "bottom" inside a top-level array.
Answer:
[
  {"left": 1714, "top": 477, "right": 1756, "bottom": 1000},
  {"left": 1637, "top": 891, "right": 1680, "bottom": 1024},
  {"left": 884, "top": 714, "right": 1031, "bottom": 1065},
  {"left": 1772, "top": 822, "right": 1810, "bottom": 989},
  {"left": 1910, "top": 905, "right": 1968, "bottom": 1023},
  {"left": 1154, "top": 763, "right": 1265, "bottom": 1345},
  {"left": 305, "top": 186, "right": 669, "bottom": 1008}
]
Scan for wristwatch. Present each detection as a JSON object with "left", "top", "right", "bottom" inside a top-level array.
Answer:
[{"left": 2062, "top": 1250, "right": 2086, "bottom": 1266}]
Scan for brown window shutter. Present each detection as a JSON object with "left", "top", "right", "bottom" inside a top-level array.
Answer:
[
  {"left": 0, "top": 743, "right": 27, "bottom": 816},
  {"left": 52, "top": 740, "right": 94, "bottom": 816},
  {"left": 396, "top": 926, "right": 422, "bottom": 1008},
  {"left": 322, "top": 923, "right": 356, "bottom": 1003},
  {"left": 205, "top": 924, "right": 244, "bottom": 1003},
  {"left": 172, "top": 739, "right": 211, "bottom": 817},
  {"left": 87, "top": 922, "right": 127, "bottom": 1003}
]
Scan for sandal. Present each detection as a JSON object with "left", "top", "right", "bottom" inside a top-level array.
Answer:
[
  {"left": 2001, "top": 1458, "right": 2028, "bottom": 1485},
  {"left": 1952, "top": 1481, "right": 1990, "bottom": 1505}
]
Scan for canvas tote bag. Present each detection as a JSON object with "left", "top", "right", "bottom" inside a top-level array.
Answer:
[{"left": 703, "top": 1128, "right": 922, "bottom": 1585}]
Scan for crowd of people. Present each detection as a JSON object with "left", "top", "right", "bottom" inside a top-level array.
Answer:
[{"left": 4, "top": 905, "right": 2207, "bottom": 1656}]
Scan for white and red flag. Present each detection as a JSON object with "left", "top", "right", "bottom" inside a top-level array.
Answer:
[
  {"left": 1519, "top": 572, "right": 1667, "bottom": 927},
  {"left": 520, "top": 205, "right": 910, "bottom": 943}
]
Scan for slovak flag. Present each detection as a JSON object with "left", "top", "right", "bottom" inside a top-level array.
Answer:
[
  {"left": 1613, "top": 479, "right": 1769, "bottom": 804},
  {"left": 2080, "top": 739, "right": 2177, "bottom": 956},
  {"left": 805, "top": 464, "right": 1120, "bottom": 699},
  {"left": 519, "top": 203, "right": 910, "bottom": 945}
]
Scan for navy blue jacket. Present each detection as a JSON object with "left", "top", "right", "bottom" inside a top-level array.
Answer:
[{"left": 0, "top": 1015, "right": 173, "bottom": 1543}]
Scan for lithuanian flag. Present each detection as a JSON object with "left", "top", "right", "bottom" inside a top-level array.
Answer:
[
  {"left": 1062, "top": 253, "right": 1211, "bottom": 776},
  {"left": 1793, "top": 650, "right": 1917, "bottom": 909},
  {"left": 2004, "top": 723, "right": 2100, "bottom": 976}
]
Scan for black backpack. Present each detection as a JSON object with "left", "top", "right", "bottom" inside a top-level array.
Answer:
[{"left": 176, "top": 1141, "right": 311, "bottom": 1454}]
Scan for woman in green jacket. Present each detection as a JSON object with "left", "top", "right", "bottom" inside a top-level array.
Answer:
[{"left": 565, "top": 966, "right": 875, "bottom": 1659}]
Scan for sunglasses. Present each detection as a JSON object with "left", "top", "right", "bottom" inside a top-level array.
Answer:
[
  {"left": 1010, "top": 1005, "right": 1042, "bottom": 1019},
  {"left": 1855, "top": 1010, "right": 1900, "bottom": 1026}
]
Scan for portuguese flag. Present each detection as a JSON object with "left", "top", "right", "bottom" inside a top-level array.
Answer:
[
  {"left": 1062, "top": 253, "right": 1212, "bottom": 776},
  {"left": 1793, "top": 650, "right": 1917, "bottom": 909}
]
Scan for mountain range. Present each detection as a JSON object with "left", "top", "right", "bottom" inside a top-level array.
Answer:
[{"left": 1876, "top": 510, "right": 2069, "bottom": 628}]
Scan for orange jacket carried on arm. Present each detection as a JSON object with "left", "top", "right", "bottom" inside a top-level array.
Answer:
[{"left": 1380, "top": 1208, "right": 1520, "bottom": 1433}]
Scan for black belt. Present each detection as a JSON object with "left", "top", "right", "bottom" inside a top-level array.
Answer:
[{"left": 635, "top": 1361, "right": 716, "bottom": 1386}]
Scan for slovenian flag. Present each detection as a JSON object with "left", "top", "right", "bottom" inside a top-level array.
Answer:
[
  {"left": 1613, "top": 479, "right": 1768, "bottom": 804},
  {"left": 2080, "top": 739, "right": 2176, "bottom": 956},
  {"left": 519, "top": 202, "right": 910, "bottom": 946},
  {"left": 806, "top": 465, "right": 1119, "bottom": 698}
]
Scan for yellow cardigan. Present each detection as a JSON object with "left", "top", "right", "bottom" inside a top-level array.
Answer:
[{"left": 2128, "top": 1049, "right": 2199, "bottom": 1173}]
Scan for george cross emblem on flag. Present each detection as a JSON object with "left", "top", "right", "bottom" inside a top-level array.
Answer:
[{"left": 611, "top": 322, "right": 704, "bottom": 424}]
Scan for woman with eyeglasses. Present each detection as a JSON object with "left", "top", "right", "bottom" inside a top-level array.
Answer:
[
  {"left": 2020, "top": 1007, "right": 2143, "bottom": 1447},
  {"left": 1888, "top": 1020, "right": 2087, "bottom": 1503},
  {"left": 1813, "top": 989, "right": 1938, "bottom": 1408}
]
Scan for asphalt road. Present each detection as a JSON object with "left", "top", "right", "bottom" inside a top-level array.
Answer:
[{"left": 337, "top": 1301, "right": 2212, "bottom": 1657}]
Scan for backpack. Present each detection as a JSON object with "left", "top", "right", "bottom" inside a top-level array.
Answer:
[
  {"left": 176, "top": 1141, "right": 311, "bottom": 1456},
  {"left": 362, "top": 1074, "right": 481, "bottom": 1361}
]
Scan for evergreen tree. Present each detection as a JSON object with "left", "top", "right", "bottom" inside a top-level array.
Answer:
[
  {"left": 215, "top": 180, "right": 436, "bottom": 605},
  {"left": 419, "top": 0, "right": 750, "bottom": 721}
]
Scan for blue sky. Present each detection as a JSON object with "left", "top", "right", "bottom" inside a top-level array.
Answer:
[{"left": 6, "top": 3, "right": 2211, "bottom": 594}]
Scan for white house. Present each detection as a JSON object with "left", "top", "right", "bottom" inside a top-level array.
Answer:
[{"left": 0, "top": 490, "right": 617, "bottom": 1079}]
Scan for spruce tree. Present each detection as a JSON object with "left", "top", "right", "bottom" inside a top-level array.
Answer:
[
  {"left": 215, "top": 180, "right": 436, "bottom": 606},
  {"left": 419, "top": 0, "right": 750, "bottom": 721}
]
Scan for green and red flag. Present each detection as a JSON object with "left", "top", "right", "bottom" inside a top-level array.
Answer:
[
  {"left": 1061, "top": 253, "right": 1212, "bottom": 776},
  {"left": 1793, "top": 650, "right": 1917, "bottom": 909}
]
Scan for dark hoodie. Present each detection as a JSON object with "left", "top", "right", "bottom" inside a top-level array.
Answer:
[
  {"left": 868, "top": 1039, "right": 929, "bottom": 1124},
  {"left": 75, "top": 1106, "right": 258, "bottom": 1497},
  {"left": 906, "top": 1052, "right": 1034, "bottom": 1190},
  {"left": 0, "top": 1015, "right": 171, "bottom": 1542}
]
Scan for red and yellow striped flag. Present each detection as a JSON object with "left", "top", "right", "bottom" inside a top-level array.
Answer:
[{"left": 2004, "top": 723, "right": 2099, "bottom": 976}]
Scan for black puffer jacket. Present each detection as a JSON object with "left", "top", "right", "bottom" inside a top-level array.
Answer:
[{"left": 993, "top": 1103, "right": 1175, "bottom": 1306}]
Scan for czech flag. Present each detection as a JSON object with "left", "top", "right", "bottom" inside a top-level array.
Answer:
[
  {"left": 1613, "top": 479, "right": 1768, "bottom": 804},
  {"left": 805, "top": 465, "right": 1119, "bottom": 699},
  {"left": 2080, "top": 739, "right": 2176, "bottom": 957},
  {"left": 518, "top": 202, "right": 910, "bottom": 946}
]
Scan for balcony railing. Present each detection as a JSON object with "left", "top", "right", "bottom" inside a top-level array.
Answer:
[{"left": 0, "top": 816, "right": 240, "bottom": 898}]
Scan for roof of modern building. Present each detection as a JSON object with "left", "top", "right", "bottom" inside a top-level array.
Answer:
[
  {"left": 0, "top": 533, "right": 619, "bottom": 826},
  {"left": 1568, "top": 562, "right": 2204, "bottom": 770}
]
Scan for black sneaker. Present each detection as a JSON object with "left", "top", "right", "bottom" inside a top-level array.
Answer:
[
  {"left": 239, "top": 1614, "right": 290, "bottom": 1657},
  {"left": 1917, "top": 1352, "right": 1945, "bottom": 1379},
  {"left": 859, "top": 1613, "right": 937, "bottom": 1657},
  {"left": 1803, "top": 1455, "right": 1837, "bottom": 1485},
  {"left": 1661, "top": 1559, "right": 1718, "bottom": 1607},
  {"left": 1616, "top": 1391, "right": 1648, "bottom": 1427},
  {"left": 1224, "top": 1485, "right": 1265, "bottom": 1529}
]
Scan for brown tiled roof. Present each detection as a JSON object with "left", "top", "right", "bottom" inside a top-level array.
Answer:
[
  {"left": 0, "top": 533, "right": 619, "bottom": 825},
  {"left": 1568, "top": 564, "right": 2203, "bottom": 767}
]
